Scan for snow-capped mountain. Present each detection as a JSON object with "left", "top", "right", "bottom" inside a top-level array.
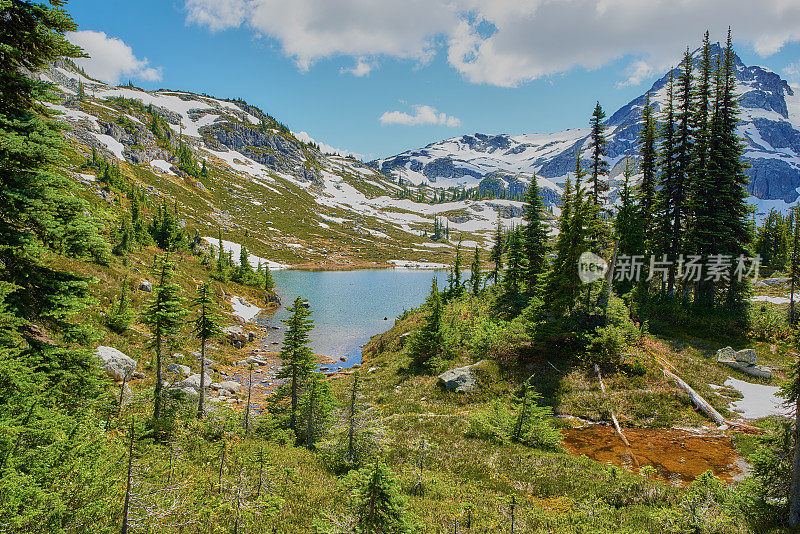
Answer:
[
  {"left": 373, "top": 44, "right": 800, "bottom": 217},
  {"left": 40, "top": 60, "right": 533, "bottom": 266}
]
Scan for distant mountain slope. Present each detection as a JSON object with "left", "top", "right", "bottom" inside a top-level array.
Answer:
[
  {"left": 42, "top": 61, "right": 535, "bottom": 266},
  {"left": 373, "top": 44, "right": 800, "bottom": 216}
]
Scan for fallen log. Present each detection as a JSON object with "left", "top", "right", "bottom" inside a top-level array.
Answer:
[
  {"left": 658, "top": 360, "right": 763, "bottom": 434},
  {"left": 663, "top": 368, "right": 727, "bottom": 426},
  {"left": 595, "top": 364, "right": 632, "bottom": 448}
]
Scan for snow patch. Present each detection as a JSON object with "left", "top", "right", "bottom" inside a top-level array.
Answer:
[
  {"left": 725, "top": 377, "right": 788, "bottom": 419},
  {"left": 231, "top": 296, "right": 261, "bottom": 323},
  {"left": 201, "top": 237, "right": 288, "bottom": 270},
  {"left": 150, "top": 159, "right": 175, "bottom": 175},
  {"left": 388, "top": 259, "right": 449, "bottom": 269}
]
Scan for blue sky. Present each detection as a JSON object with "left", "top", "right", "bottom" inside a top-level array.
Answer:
[{"left": 66, "top": 0, "right": 800, "bottom": 160}]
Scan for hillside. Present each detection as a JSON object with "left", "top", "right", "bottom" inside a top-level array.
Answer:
[
  {"left": 43, "top": 61, "right": 535, "bottom": 266},
  {"left": 374, "top": 43, "right": 800, "bottom": 217}
]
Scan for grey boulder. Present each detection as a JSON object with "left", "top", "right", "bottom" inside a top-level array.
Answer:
[
  {"left": 437, "top": 361, "right": 485, "bottom": 393},
  {"left": 167, "top": 363, "right": 191, "bottom": 377},
  {"left": 94, "top": 346, "right": 137, "bottom": 382},
  {"left": 174, "top": 372, "right": 213, "bottom": 392}
]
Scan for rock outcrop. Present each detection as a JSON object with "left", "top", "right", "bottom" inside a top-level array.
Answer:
[
  {"left": 94, "top": 346, "right": 137, "bottom": 382},
  {"left": 437, "top": 361, "right": 486, "bottom": 393}
]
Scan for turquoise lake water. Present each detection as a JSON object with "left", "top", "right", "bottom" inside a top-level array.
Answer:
[{"left": 255, "top": 269, "right": 451, "bottom": 367}]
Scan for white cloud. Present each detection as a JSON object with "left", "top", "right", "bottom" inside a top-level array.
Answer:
[
  {"left": 379, "top": 105, "right": 461, "bottom": 127},
  {"left": 66, "top": 30, "right": 163, "bottom": 85},
  {"left": 785, "top": 61, "right": 800, "bottom": 82},
  {"left": 293, "top": 130, "right": 369, "bottom": 160},
  {"left": 184, "top": 0, "right": 800, "bottom": 87},
  {"left": 616, "top": 59, "right": 658, "bottom": 88},
  {"left": 341, "top": 57, "right": 376, "bottom": 77}
]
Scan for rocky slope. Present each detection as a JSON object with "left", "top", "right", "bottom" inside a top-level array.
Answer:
[
  {"left": 44, "top": 61, "right": 533, "bottom": 266},
  {"left": 373, "top": 44, "right": 800, "bottom": 217}
]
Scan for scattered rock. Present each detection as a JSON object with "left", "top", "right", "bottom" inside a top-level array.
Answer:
[
  {"left": 339, "top": 356, "right": 347, "bottom": 362},
  {"left": 167, "top": 363, "right": 191, "bottom": 377},
  {"left": 174, "top": 372, "right": 213, "bottom": 392},
  {"left": 215, "top": 380, "right": 242, "bottom": 394},
  {"left": 398, "top": 332, "right": 411, "bottom": 347},
  {"left": 437, "top": 361, "right": 486, "bottom": 394},
  {"left": 139, "top": 280, "right": 153, "bottom": 292},
  {"left": 716, "top": 347, "right": 772, "bottom": 379},
  {"left": 247, "top": 356, "right": 269, "bottom": 366},
  {"left": 132, "top": 372, "right": 146, "bottom": 380},
  {"left": 763, "top": 277, "right": 791, "bottom": 286},
  {"left": 94, "top": 346, "right": 137, "bottom": 382},
  {"left": 735, "top": 349, "right": 758, "bottom": 365},
  {"left": 223, "top": 326, "right": 248, "bottom": 348}
]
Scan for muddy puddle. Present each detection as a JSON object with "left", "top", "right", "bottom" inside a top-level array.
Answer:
[{"left": 562, "top": 425, "right": 745, "bottom": 485}]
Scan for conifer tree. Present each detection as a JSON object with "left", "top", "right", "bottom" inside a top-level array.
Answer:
[
  {"left": 446, "top": 240, "right": 463, "bottom": 297},
  {"left": 614, "top": 157, "right": 643, "bottom": 295},
  {"left": 469, "top": 246, "right": 482, "bottom": 295},
  {"left": 654, "top": 72, "right": 680, "bottom": 296},
  {"left": 141, "top": 255, "right": 187, "bottom": 420},
  {"left": 408, "top": 278, "right": 443, "bottom": 370},
  {"left": 502, "top": 229, "right": 526, "bottom": 298},
  {"left": 714, "top": 30, "right": 754, "bottom": 309},
  {"left": 490, "top": 217, "right": 504, "bottom": 285},
  {"left": 522, "top": 176, "right": 549, "bottom": 294},
  {"left": 264, "top": 264, "right": 275, "bottom": 293},
  {"left": 275, "top": 297, "right": 316, "bottom": 430},
  {"left": 510, "top": 377, "right": 561, "bottom": 449},
  {"left": 297, "top": 373, "right": 336, "bottom": 450},
  {"left": 637, "top": 91, "right": 658, "bottom": 234},
  {"left": 106, "top": 280, "right": 135, "bottom": 334},
  {"left": 190, "top": 282, "right": 223, "bottom": 418},
  {"left": 792, "top": 207, "right": 800, "bottom": 325},
  {"left": 353, "top": 461, "right": 412, "bottom": 534},
  {"left": 588, "top": 102, "right": 609, "bottom": 207},
  {"left": 544, "top": 157, "right": 589, "bottom": 314}
]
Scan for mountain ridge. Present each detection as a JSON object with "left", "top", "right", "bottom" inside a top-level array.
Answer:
[{"left": 372, "top": 44, "right": 800, "bottom": 215}]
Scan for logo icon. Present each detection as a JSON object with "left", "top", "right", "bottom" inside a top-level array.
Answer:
[{"left": 578, "top": 251, "right": 608, "bottom": 284}]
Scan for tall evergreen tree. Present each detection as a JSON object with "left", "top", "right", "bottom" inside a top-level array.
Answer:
[
  {"left": 714, "top": 30, "right": 754, "bottom": 310},
  {"left": 588, "top": 102, "right": 609, "bottom": 207},
  {"left": 469, "top": 246, "right": 482, "bottom": 295},
  {"left": 522, "top": 176, "right": 549, "bottom": 294},
  {"left": 502, "top": 229, "right": 526, "bottom": 298},
  {"left": 544, "top": 157, "right": 589, "bottom": 314},
  {"left": 190, "top": 282, "right": 223, "bottom": 418},
  {"left": 408, "top": 278, "right": 443, "bottom": 370},
  {"left": 141, "top": 256, "right": 187, "bottom": 421},
  {"left": 446, "top": 240, "right": 463, "bottom": 297},
  {"left": 276, "top": 296, "right": 315, "bottom": 431},
  {"left": 489, "top": 217, "right": 504, "bottom": 285},
  {"left": 654, "top": 72, "right": 680, "bottom": 296},
  {"left": 615, "top": 157, "right": 644, "bottom": 295},
  {"left": 637, "top": 91, "right": 658, "bottom": 235}
]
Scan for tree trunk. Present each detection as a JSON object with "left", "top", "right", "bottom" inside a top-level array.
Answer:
[
  {"left": 118, "top": 377, "right": 126, "bottom": 417},
  {"left": 121, "top": 418, "right": 134, "bottom": 534},
  {"left": 306, "top": 380, "right": 316, "bottom": 450},
  {"left": 789, "top": 383, "right": 800, "bottom": 526},
  {"left": 347, "top": 373, "right": 358, "bottom": 463},
  {"left": 244, "top": 364, "right": 253, "bottom": 435},
  {"left": 197, "top": 338, "right": 206, "bottom": 418},
  {"left": 289, "top": 366, "right": 298, "bottom": 430},
  {"left": 154, "top": 330, "right": 162, "bottom": 420}
]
